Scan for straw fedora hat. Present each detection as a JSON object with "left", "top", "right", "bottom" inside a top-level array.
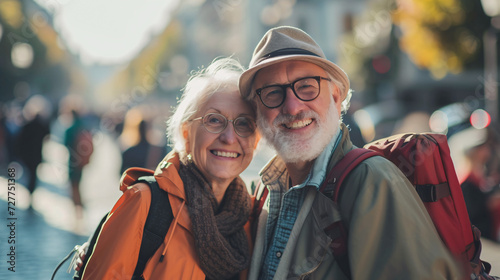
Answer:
[{"left": 239, "top": 26, "right": 350, "bottom": 101}]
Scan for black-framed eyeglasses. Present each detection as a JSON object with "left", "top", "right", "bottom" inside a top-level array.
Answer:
[
  {"left": 191, "top": 113, "right": 256, "bottom": 138},
  {"left": 255, "top": 76, "right": 331, "bottom": 109}
]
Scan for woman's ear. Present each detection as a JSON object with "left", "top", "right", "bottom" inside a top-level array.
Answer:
[
  {"left": 254, "top": 131, "right": 261, "bottom": 149},
  {"left": 182, "top": 123, "right": 190, "bottom": 154}
]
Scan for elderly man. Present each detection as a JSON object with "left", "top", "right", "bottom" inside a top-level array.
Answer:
[{"left": 239, "top": 26, "right": 461, "bottom": 280}]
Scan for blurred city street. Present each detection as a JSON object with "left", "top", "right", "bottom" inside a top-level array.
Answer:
[{"left": 0, "top": 130, "right": 499, "bottom": 279}]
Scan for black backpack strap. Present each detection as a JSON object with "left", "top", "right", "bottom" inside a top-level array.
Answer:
[
  {"left": 252, "top": 180, "right": 268, "bottom": 219},
  {"left": 132, "top": 175, "right": 173, "bottom": 280}
]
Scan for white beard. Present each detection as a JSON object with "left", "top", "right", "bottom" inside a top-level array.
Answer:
[{"left": 258, "top": 100, "right": 340, "bottom": 163}]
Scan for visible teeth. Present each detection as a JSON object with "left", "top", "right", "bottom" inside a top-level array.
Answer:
[
  {"left": 284, "top": 119, "right": 313, "bottom": 129},
  {"left": 212, "top": 150, "right": 238, "bottom": 158}
]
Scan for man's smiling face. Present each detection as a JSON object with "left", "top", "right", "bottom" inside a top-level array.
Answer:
[{"left": 252, "top": 60, "right": 342, "bottom": 163}]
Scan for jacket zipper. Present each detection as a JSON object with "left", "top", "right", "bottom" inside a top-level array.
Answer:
[{"left": 298, "top": 252, "right": 326, "bottom": 280}]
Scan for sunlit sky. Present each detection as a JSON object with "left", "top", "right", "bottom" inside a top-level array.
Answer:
[{"left": 35, "top": 0, "right": 180, "bottom": 65}]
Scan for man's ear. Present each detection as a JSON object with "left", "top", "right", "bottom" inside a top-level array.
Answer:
[{"left": 331, "top": 84, "right": 342, "bottom": 115}]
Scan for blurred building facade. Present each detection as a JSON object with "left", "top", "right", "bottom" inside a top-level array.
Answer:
[
  {"left": 95, "top": 0, "right": 496, "bottom": 141},
  {"left": 1, "top": 0, "right": 497, "bottom": 142},
  {"left": 0, "top": 0, "right": 87, "bottom": 104}
]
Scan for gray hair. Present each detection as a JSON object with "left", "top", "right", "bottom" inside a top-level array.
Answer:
[
  {"left": 326, "top": 72, "right": 352, "bottom": 114},
  {"left": 166, "top": 57, "right": 245, "bottom": 160}
]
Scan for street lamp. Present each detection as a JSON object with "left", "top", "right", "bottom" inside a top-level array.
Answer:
[{"left": 481, "top": 0, "right": 500, "bottom": 123}]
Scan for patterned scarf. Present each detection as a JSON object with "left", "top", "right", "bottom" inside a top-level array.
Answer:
[{"left": 179, "top": 162, "right": 251, "bottom": 280}]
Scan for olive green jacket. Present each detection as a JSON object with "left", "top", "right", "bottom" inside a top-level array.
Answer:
[{"left": 248, "top": 124, "right": 462, "bottom": 280}]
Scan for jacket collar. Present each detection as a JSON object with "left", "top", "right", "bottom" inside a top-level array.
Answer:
[
  {"left": 325, "top": 123, "right": 355, "bottom": 172},
  {"left": 154, "top": 151, "right": 192, "bottom": 233},
  {"left": 154, "top": 151, "right": 186, "bottom": 200}
]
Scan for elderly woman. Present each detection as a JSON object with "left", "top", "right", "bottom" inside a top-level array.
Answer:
[{"left": 78, "top": 57, "right": 259, "bottom": 280}]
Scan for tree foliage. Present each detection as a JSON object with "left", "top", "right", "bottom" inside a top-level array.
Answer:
[{"left": 393, "top": 0, "right": 489, "bottom": 79}]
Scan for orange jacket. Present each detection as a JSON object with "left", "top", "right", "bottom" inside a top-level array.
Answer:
[{"left": 82, "top": 152, "right": 252, "bottom": 279}]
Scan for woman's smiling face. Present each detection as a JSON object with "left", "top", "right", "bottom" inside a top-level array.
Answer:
[{"left": 184, "top": 89, "right": 258, "bottom": 185}]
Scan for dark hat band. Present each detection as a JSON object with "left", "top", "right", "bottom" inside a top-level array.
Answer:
[{"left": 255, "top": 48, "right": 320, "bottom": 65}]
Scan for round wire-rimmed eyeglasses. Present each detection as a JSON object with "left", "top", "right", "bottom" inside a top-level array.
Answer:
[{"left": 191, "top": 113, "right": 256, "bottom": 138}]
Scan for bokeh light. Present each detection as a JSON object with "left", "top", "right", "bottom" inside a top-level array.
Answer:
[
  {"left": 372, "top": 55, "right": 391, "bottom": 74},
  {"left": 11, "top": 42, "right": 34, "bottom": 69},
  {"left": 470, "top": 109, "right": 491, "bottom": 129},
  {"left": 353, "top": 109, "right": 376, "bottom": 143},
  {"left": 429, "top": 110, "right": 449, "bottom": 133}
]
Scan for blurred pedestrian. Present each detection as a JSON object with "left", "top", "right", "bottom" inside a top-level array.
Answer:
[
  {"left": 64, "top": 109, "right": 93, "bottom": 219},
  {"left": 119, "top": 107, "right": 170, "bottom": 174},
  {"left": 16, "top": 95, "right": 51, "bottom": 206},
  {"left": 3, "top": 103, "right": 24, "bottom": 167},
  {"left": 458, "top": 126, "right": 500, "bottom": 241},
  {"left": 0, "top": 105, "right": 9, "bottom": 172}
]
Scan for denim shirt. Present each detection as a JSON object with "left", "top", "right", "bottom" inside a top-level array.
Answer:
[{"left": 259, "top": 130, "right": 342, "bottom": 279}]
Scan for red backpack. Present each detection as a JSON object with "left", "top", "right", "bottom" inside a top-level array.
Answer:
[{"left": 318, "top": 133, "right": 496, "bottom": 279}]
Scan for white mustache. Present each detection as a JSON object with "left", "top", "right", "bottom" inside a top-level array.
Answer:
[{"left": 273, "top": 111, "right": 319, "bottom": 127}]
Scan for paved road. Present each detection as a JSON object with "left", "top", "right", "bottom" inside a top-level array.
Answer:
[
  {"left": 0, "top": 203, "right": 88, "bottom": 279},
  {"left": 0, "top": 131, "right": 499, "bottom": 279}
]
